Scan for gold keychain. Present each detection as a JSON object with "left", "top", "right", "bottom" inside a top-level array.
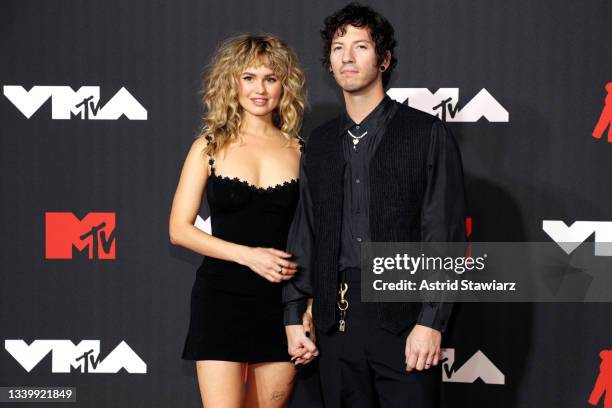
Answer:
[{"left": 337, "top": 282, "right": 349, "bottom": 332}]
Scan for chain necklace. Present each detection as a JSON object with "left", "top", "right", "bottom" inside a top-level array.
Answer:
[{"left": 347, "top": 129, "right": 368, "bottom": 149}]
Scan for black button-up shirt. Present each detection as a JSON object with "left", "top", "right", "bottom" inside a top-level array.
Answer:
[
  {"left": 283, "top": 96, "right": 464, "bottom": 331},
  {"left": 339, "top": 95, "right": 397, "bottom": 272}
]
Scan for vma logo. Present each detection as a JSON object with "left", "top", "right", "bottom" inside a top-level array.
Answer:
[
  {"left": 4, "top": 340, "right": 146, "bottom": 374},
  {"left": 45, "top": 212, "right": 116, "bottom": 260},
  {"left": 3, "top": 85, "right": 147, "bottom": 120},
  {"left": 542, "top": 220, "right": 612, "bottom": 256},
  {"left": 387, "top": 88, "right": 509, "bottom": 122},
  {"left": 441, "top": 348, "right": 505, "bottom": 384},
  {"left": 195, "top": 214, "right": 211, "bottom": 234}
]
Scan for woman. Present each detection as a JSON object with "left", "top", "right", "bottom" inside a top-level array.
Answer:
[{"left": 169, "top": 34, "right": 308, "bottom": 407}]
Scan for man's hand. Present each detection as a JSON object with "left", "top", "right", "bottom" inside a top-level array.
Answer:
[
  {"left": 286, "top": 324, "right": 318, "bottom": 366},
  {"left": 302, "top": 303, "right": 316, "bottom": 344},
  {"left": 405, "top": 324, "right": 442, "bottom": 372}
]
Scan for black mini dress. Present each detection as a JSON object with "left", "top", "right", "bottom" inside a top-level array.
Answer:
[{"left": 182, "top": 154, "right": 299, "bottom": 362}]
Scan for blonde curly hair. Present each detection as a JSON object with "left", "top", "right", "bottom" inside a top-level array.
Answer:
[{"left": 198, "top": 34, "right": 306, "bottom": 156}]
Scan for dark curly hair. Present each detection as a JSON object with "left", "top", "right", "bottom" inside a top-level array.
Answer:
[{"left": 320, "top": 2, "right": 397, "bottom": 87}]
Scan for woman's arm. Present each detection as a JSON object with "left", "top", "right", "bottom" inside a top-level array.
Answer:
[{"left": 169, "top": 137, "right": 241, "bottom": 261}]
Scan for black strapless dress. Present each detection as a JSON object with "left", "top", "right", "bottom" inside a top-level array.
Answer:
[{"left": 182, "top": 161, "right": 299, "bottom": 362}]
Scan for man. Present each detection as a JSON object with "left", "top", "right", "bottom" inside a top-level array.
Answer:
[{"left": 283, "top": 3, "right": 466, "bottom": 407}]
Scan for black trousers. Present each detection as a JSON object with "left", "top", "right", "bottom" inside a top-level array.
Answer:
[{"left": 317, "top": 274, "right": 441, "bottom": 408}]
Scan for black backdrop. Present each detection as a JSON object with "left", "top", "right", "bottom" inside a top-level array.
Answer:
[{"left": 1, "top": 1, "right": 611, "bottom": 407}]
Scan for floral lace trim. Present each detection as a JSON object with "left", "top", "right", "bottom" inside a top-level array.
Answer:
[
  {"left": 206, "top": 134, "right": 300, "bottom": 191},
  {"left": 212, "top": 173, "right": 298, "bottom": 193}
]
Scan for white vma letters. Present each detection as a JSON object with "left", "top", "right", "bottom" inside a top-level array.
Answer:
[
  {"left": 3, "top": 86, "right": 147, "bottom": 120},
  {"left": 387, "top": 88, "right": 509, "bottom": 122},
  {"left": 441, "top": 348, "right": 505, "bottom": 384},
  {"left": 543, "top": 220, "right": 612, "bottom": 256},
  {"left": 4, "top": 340, "right": 147, "bottom": 374}
]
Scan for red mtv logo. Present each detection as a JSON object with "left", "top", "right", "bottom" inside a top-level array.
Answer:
[
  {"left": 593, "top": 82, "right": 612, "bottom": 142},
  {"left": 589, "top": 349, "right": 612, "bottom": 408},
  {"left": 45, "top": 212, "right": 116, "bottom": 259}
]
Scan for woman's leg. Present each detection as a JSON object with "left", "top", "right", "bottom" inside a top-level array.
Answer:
[
  {"left": 244, "top": 361, "right": 296, "bottom": 408},
  {"left": 196, "top": 360, "right": 246, "bottom": 407}
]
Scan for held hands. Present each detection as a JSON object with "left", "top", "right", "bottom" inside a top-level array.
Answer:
[
  {"left": 238, "top": 247, "right": 297, "bottom": 283},
  {"left": 286, "top": 310, "right": 318, "bottom": 366},
  {"left": 405, "top": 324, "right": 442, "bottom": 372}
]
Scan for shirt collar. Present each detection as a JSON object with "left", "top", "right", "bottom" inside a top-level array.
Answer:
[{"left": 341, "top": 94, "right": 393, "bottom": 135}]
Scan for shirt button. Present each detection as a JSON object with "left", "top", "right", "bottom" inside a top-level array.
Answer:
[
  {"left": 355, "top": 125, "right": 360, "bottom": 130},
  {"left": 356, "top": 237, "right": 363, "bottom": 243},
  {"left": 355, "top": 178, "right": 360, "bottom": 184}
]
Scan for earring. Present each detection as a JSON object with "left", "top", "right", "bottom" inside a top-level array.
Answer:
[{"left": 379, "top": 65, "right": 386, "bottom": 72}]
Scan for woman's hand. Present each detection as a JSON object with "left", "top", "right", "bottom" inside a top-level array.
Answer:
[{"left": 237, "top": 247, "right": 298, "bottom": 283}]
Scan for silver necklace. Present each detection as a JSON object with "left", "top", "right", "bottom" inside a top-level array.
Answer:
[{"left": 347, "top": 129, "right": 368, "bottom": 149}]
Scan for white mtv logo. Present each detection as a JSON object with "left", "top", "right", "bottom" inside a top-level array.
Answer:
[
  {"left": 543, "top": 220, "right": 612, "bottom": 256},
  {"left": 3, "top": 85, "right": 147, "bottom": 120},
  {"left": 4, "top": 339, "right": 147, "bottom": 374},
  {"left": 441, "top": 348, "right": 505, "bottom": 384},
  {"left": 387, "top": 88, "right": 509, "bottom": 122}
]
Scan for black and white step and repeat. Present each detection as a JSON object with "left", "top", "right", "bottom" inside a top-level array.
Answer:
[{"left": 1, "top": 1, "right": 611, "bottom": 407}]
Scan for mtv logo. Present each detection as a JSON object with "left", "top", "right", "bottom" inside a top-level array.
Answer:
[
  {"left": 387, "top": 88, "right": 509, "bottom": 122},
  {"left": 45, "top": 212, "right": 116, "bottom": 260},
  {"left": 542, "top": 220, "right": 612, "bottom": 256},
  {"left": 4, "top": 339, "right": 147, "bottom": 374},
  {"left": 3, "top": 85, "right": 147, "bottom": 120},
  {"left": 441, "top": 348, "right": 505, "bottom": 384}
]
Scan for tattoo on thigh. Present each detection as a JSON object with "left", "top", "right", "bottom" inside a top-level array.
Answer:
[{"left": 271, "top": 391, "right": 285, "bottom": 401}]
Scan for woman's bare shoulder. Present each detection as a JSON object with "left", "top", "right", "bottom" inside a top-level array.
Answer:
[
  {"left": 287, "top": 137, "right": 303, "bottom": 154},
  {"left": 190, "top": 135, "right": 209, "bottom": 153}
]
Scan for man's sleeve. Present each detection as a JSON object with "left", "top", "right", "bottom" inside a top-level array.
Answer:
[
  {"left": 282, "top": 148, "right": 315, "bottom": 325},
  {"left": 417, "top": 120, "right": 467, "bottom": 332}
]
